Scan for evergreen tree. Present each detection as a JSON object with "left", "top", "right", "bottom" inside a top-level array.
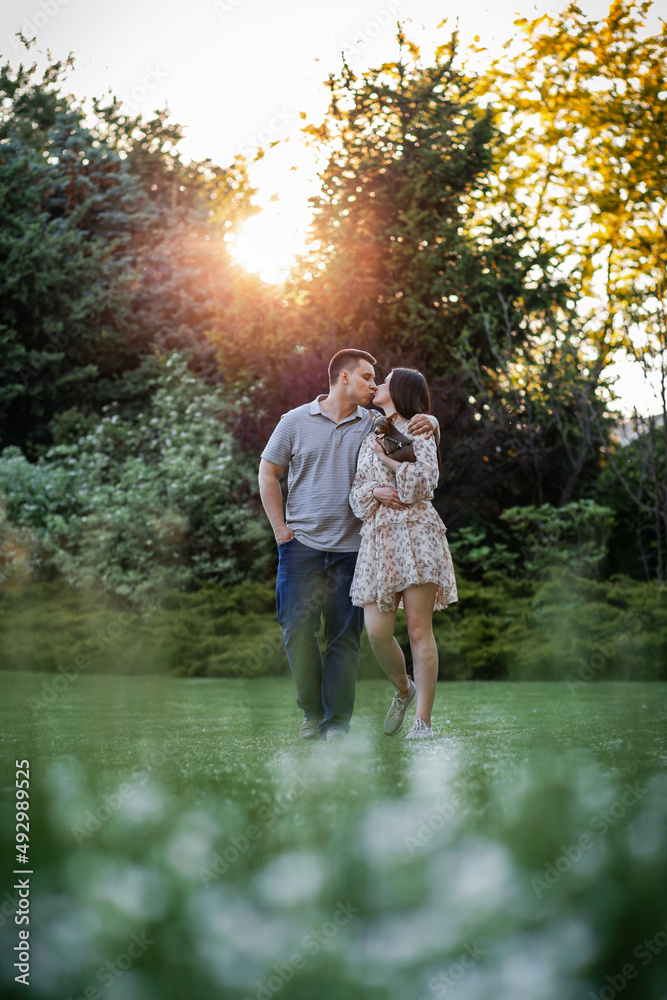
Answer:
[
  {"left": 299, "top": 30, "right": 564, "bottom": 374},
  {"left": 0, "top": 41, "right": 256, "bottom": 456}
]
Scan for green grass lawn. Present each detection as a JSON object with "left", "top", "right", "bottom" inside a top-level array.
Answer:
[{"left": 1, "top": 675, "right": 666, "bottom": 1000}]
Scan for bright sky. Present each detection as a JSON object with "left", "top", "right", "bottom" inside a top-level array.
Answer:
[{"left": 2, "top": 0, "right": 666, "bottom": 414}]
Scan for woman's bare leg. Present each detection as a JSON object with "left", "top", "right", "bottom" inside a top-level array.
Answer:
[
  {"left": 363, "top": 602, "right": 410, "bottom": 695},
  {"left": 402, "top": 584, "right": 438, "bottom": 727}
]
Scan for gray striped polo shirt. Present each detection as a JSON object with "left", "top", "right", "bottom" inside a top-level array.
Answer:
[{"left": 261, "top": 395, "right": 373, "bottom": 551}]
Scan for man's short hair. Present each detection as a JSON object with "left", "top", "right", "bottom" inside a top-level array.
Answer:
[{"left": 328, "top": 349, "right": 377, "bottom": 385}]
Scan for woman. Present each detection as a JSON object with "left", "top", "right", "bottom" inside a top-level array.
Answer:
[{"left": 349, "top": 368, "right": 457, "bottom": 739}]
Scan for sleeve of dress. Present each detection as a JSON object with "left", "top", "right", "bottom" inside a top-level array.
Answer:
[
  {"left": 394, "top": 433, "right": 439, "bottom": 504},
  {"left": 349, "top": 437, "right": 381, "bottom": 521}
]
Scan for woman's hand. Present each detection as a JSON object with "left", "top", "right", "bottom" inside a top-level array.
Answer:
[
  {"left": 371, "top": 436, "right": 400, "bottom": 471},
  {"left": 372, "top": 485, "right": 409, "bottom": 510}
]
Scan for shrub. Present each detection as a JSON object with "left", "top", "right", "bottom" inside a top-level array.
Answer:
[
  {"left": 449, "top": 501, "right": 615, "bottom": 580},
  {"left": 2, "top": 574, "right": 664, "bottom": 683},
  {"left": 0, "top": 353, "right": 273, "bottom": 603}
]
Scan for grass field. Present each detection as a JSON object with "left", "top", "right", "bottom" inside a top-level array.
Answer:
[{"left": 1, "top": 675, "right": 666, "bottom": 1000}]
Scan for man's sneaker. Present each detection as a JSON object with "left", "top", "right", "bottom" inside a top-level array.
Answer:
[
  {"left": 405, "top": 717, "right": 434, "bottom": 740},
  {"left": 299, "top": 716, "right": 324, "bottom": 740},
  {"left": 324, "top": 727, "right": 348, "bottom": 742},
  {"left": 383, "top": 679, "right": 417, "bottom": 735}
]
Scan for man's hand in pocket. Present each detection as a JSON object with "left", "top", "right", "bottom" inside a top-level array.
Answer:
[{"left": 276, "top": 525, "right": 296, "bottom": 546}]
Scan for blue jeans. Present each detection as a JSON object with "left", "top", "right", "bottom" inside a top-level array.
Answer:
[{"left": 276, "top": 538, "right": 363, "bottom": 736}]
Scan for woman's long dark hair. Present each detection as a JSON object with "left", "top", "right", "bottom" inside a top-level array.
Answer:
[
  {"left": 388, "top": 367, "right": 441, "bottom": 475},
  {"left": 388, "top": 368, "right": 430, "bottom": 419}
]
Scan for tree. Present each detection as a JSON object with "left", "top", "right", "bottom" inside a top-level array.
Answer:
[
  {"left": 449, "top": 305, "right": 612, "bottom": 514},
  {"left": 595, "top": 410, "right": 667, "bottom": 581},
  {"left": 482, "top": 0, "right": 667, "bottom": 352},
  {"left": 0, "top": 40, "right": 257, "bottom": 456},
  {"left": 0, "top": 353, "right": 273, "bottom": 600},
  {"left": 475, "top": 0, "right": 667, "bottom": 576},
  {"left": 299, "top": 29, "right": 565, "bottom": 375}
]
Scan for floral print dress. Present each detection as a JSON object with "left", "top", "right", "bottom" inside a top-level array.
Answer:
[{"left": 349, "top": 417, "right": 458, "bottom": 613}]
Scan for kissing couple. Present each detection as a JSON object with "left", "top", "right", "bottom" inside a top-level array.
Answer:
[{"left": 258, "top": 349, "right": 458, "bottom": 743}]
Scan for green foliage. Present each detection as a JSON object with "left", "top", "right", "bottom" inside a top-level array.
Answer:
[
  {"left": 448, "top": 526, "right": 519, "bottom": 577},
  {"left": 2, "top": 571, "right": 664, "bottom": 683},
  {"left": 0, "top": 44, "right": 257, "bottom": 457},
  {"left": 483, "top": 0, "right": 666, "bottom": 331},
  {"left": 451, "top": 312, "right": 614, "bottom": 512},
  {"left": 449, "top": 501, "right": 615, "bottom": 579},
  {"left": 595, "top": 420, "right": 667, "bottom": 580},
  {"left": 3, "top": 17, "right": 667, "bottom": 584},
  {"left": 435, "top": 571, "right": 666, "bottom": 682},
  {"left": 300, "top": 33, "right": 563, "bottom": 375},
  {"left": 500, "top": 500, "right": 616, "bottom": 578},
  {"left": 0, "top": 354, "right": 273, "bottom": 602}
]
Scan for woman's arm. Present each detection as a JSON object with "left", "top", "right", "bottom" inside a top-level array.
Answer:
[
  {"left": 392, "top": 434, "right": 439, "bottom": 505},
  {"left": 349, "top": 438, "right": 382, "bottom": 521},
  {"left": 351, "top": 437, "right": 410, "bottom": 517}
]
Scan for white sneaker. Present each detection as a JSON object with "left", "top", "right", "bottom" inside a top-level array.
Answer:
[
  {"left": 383, "top": 679, "right": 417, "bottom": 735},
  {"left": 405, "top": 717, "right": 434, "bottom": 740},
  {"left": 299, "top": 716, "right": 324, "bottom": 740},
  {"left": 324, "top": 727, "right": 348, "bottom": 742}
]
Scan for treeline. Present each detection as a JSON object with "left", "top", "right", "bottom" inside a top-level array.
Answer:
[
  {"left": 2, "top": 573, "right": 664, "bottom": 683},
  {"left": 1, "top": 1, "right": 666, "bottom": 605}
]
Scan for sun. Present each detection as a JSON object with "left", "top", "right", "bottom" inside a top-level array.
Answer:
[
  {"left": 229, "top": 206, "right": 308, "bottom": 285},
  {"left": 226, "top": 140, "right": 322, "bottom": 284}
]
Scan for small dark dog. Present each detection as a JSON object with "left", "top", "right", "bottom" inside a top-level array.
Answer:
[{"left": 370, "top": 411, "right": 416, "bottom": 463}]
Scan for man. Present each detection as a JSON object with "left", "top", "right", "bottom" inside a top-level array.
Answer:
[{"left": 258, "top": 349, "right": 438, "bottom": 742}]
